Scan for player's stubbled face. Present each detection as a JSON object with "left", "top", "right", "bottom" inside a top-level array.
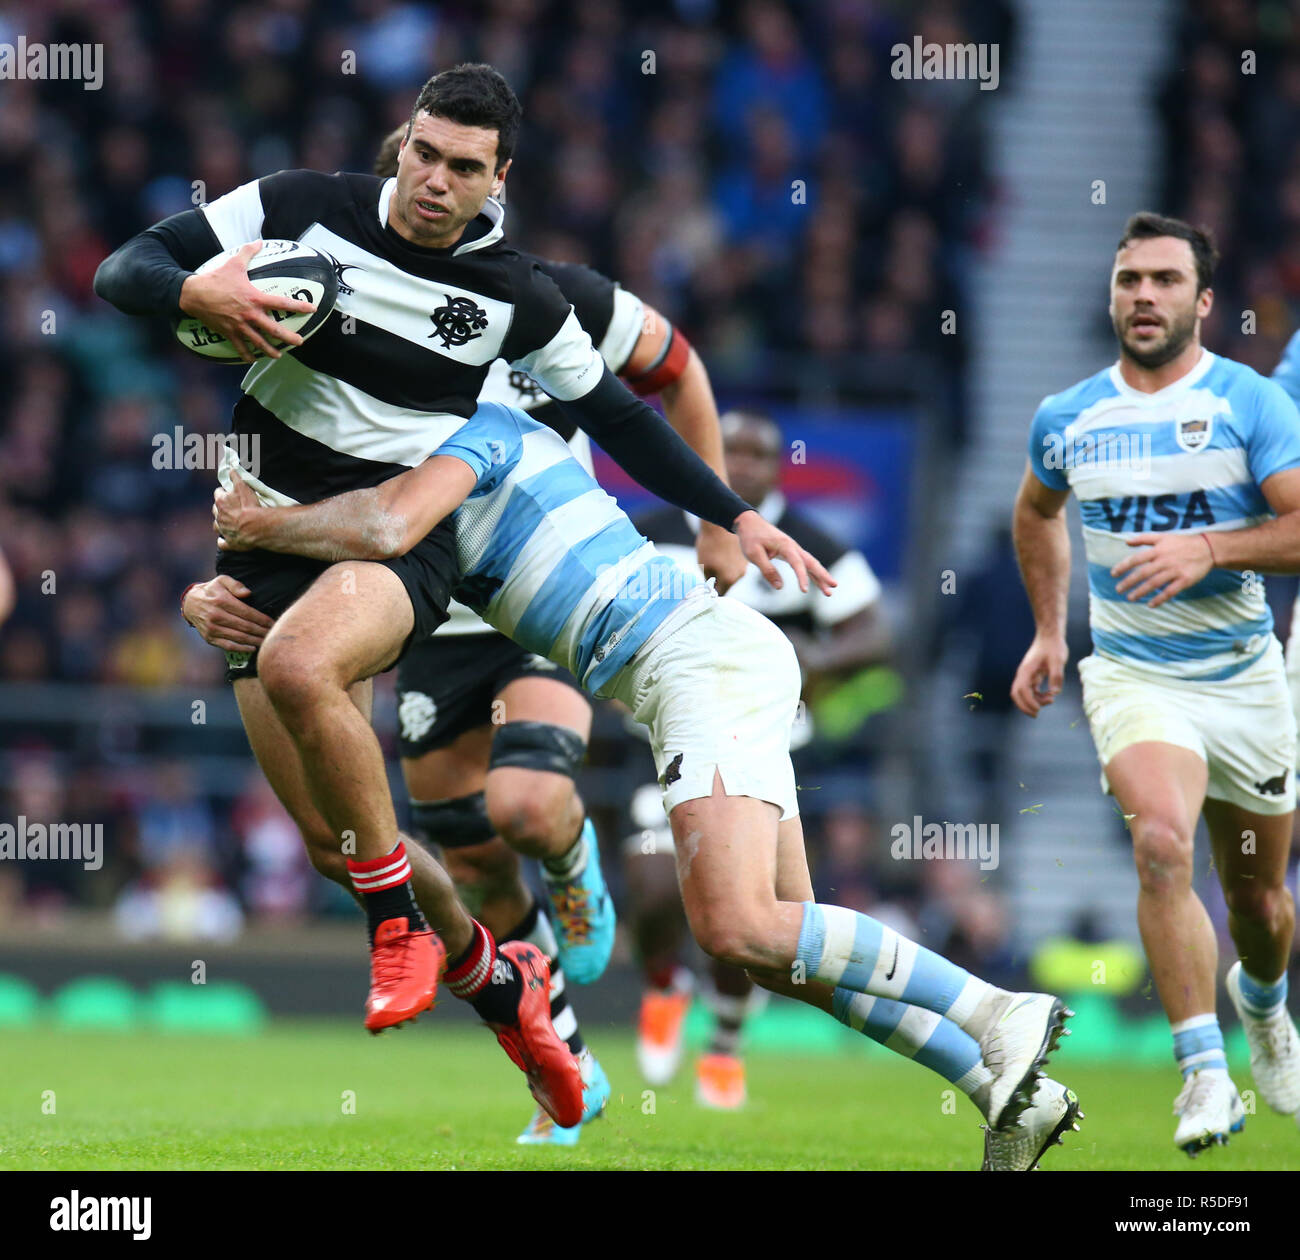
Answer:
[
  {"left": 1109, "top": 236, "right": 1206, "bottom": 370},
  {"left": 389, "top": 111, "right": 507, "bottom": 249}
]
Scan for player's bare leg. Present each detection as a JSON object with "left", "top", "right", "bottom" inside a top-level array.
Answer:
[
  {"left": 235, "top": 669, "right": 471, "bottom": 1032},
  {"left": 251, "top": 564, "right": 582, "bottom": 1117},
  {"left": 741, "top": 817, "right": 836, "bottom": 1019},
  {"left": 1204, "top": 798, "right": 1300, "bottom": 1117},
  {"left": 1203, "top": 799, "right": 1295, "bottom": 982},
  {"left": 482, "top": 675, "right": 616, "bottom": 984},
  {"left": 256, "top": 563, "right": 414, "bottom": 863},
  {"left": 403, "top": 724, "right": 529, "bottom": 931},
  {"left": 252, "top": 564, "right": 452, "bottom": 1027},
  {"left": 1103, "top": 741, "right": 1243, "bottom": 1151},
  {"left": 743, "top": 817, "right": 1081, "bottom": 1168},
  {"left": 485, "top": 676, "right": 589, "bottom": 858},
  {"left": 234, "top": 675, "right": 468, "bottom": 940},
  {"left": 670, "top": 775, "right": 1069, "bottom": 1129},
  {"left": 1103, "top": 741, "right": 1215, "bottom": 1020},
  {"left": 404, "top": 710, "right": 610, "bottom": 1143}
]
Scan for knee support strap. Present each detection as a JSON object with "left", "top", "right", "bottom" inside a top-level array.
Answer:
[
  {"left": 408, "top": 792, "right": 495, "bottom": 851},
  {"left": 490, "top": 720, "right": 587, "bottom": 779}
]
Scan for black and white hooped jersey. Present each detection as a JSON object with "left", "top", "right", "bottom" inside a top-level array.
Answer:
[
  {"left": 478, "top": 257, "right": 644, "bottom": 466},
  {"left": 439, "top": 257, "right": 644, "bottom": 636},
  {"left": 197, "top": 169, "right": 606, "bottom": 506}
]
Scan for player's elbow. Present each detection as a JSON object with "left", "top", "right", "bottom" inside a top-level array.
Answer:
[
  {"left": 392, "top": 526, "right": 423, "bottom": 559},
  {"left": 93, "top": 249, "right": 124, "bottom": 306},
  {"left": 1016, "top": 477, "right": 1067, "bottom": 524},
  {"left": 370, "top": 512, "right": 425, "bottom": 560},
  {"left": 364, "top": 517, "right": 415, "bottom": 560}
]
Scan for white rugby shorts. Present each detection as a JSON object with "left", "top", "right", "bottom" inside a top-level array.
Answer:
[
  {"left": 611, "top": 594, "right": 801, "bottom": 821},
  {"left": 1079, "top": 638, "right": 1296, "bottom": 815}
]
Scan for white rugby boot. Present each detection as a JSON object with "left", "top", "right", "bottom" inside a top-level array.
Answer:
[
  {"left": 1226, "top": 961, "right": 1300, "bottom": 1116},
  {"left": 981, "top": 1078, "right": 1083, "bottom": 1171},
  {"left": 1172, "top": 1068, "right": 1245, "bottom": 1155},
  {"left": 979, "top": 992, "right": 1073, "bottom": 1129}
]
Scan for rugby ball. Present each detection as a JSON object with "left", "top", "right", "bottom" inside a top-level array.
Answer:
[{"left": 172, "top": 239, "right": 338, "bottom": 362}]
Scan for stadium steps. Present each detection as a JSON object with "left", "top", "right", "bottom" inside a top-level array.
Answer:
[{"left": 932, "top": 0, "right": 1175, "bottom": 950}]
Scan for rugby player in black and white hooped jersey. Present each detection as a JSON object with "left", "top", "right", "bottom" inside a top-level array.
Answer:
[
  {"left": 95, "top": 64, "right": 799, "bottom": 1124},
  {"left": 179, "top": 124, "right": 748, "bottom": 1146}
]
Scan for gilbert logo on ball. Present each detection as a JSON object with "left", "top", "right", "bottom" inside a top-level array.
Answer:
[{"left": 173, "top": 239, "right": 339, "bottom": 362}]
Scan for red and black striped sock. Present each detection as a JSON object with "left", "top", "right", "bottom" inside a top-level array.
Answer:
[
  {"left": 346, "top": 840, "right": 429, "bottom": 943},
  {"left": 445, "top": 920, "right": 522, "bottom": 1024}
]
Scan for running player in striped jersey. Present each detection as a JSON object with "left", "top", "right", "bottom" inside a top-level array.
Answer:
[
  {"left": 213, "top": 399, "right": 1079, "bottom": 1166},
  {"left": 1013, "top": 212, "right": 1300, "bottom": 1154}
]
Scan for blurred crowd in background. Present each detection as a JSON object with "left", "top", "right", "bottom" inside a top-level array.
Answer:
[
  {"left": 1158, "top": 0, "right": 1300, "bottom": 374},
  {"left": 0, "top": 0, "right": 1009, "bottom": 979}
]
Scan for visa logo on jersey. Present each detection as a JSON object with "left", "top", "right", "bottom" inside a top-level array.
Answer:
[{"left": 1095, "top": 490, "right": 1215, "bottom": 532}]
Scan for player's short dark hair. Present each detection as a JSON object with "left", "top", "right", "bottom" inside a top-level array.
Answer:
[
  {"left": 1116, "top": 212, "right": 1219, "bottom": 293},
  {"left": 408, "top": 64, "right": 521, "bottom": 170}
]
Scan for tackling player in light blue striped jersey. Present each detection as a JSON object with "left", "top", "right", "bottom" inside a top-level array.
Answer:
[
  {"left": 436, "top": 403, "right": 703, "bottom": 696},
  {"left": 215, "top": 399, "right": 1080, "bottom": 1167}
]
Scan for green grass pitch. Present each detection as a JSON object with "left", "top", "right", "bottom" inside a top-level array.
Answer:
[{"left": 2, "top": 1021, "right": 1298, "bottom": 1170}]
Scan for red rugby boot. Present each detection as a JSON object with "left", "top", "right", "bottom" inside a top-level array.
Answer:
[
  {"left": 363, "top": 917, "right": 445, "bottom": 1033},
  {"left": 487, "top": 942, "right": 584, "bottom": 1127}
]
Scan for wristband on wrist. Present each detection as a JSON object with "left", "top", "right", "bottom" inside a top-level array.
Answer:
[{"left": 1200, "top": 532, "right": 1217, "bottom": 566}]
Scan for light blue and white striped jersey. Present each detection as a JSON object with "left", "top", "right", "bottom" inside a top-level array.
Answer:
[
  {"left": 1029, "top": 350, "right": 1300, "bottom": 680},
  {"left": 433, "top": 401, "right": 701, "bottom": 695}
]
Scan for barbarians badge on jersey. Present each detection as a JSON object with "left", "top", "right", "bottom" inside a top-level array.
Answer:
[
  {"left": 1175, "top": 414, "right": 1213, "bottom": 453},
  {"left": 428, "top": 294, "right": 489, "bottom": 348},
  {"left": 508, "top": 369, "right": 546, "bottom": 403}
]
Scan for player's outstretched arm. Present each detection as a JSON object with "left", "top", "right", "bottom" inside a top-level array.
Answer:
[
  {"left": 213, "top": 460, "right": 478, "bottom": 561},
  {"left": 1011, "top": 460, "right": 1072, "bottom": 717},
  {"left": 512, "top": 266, "right": 754, "bottom": 538}
]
